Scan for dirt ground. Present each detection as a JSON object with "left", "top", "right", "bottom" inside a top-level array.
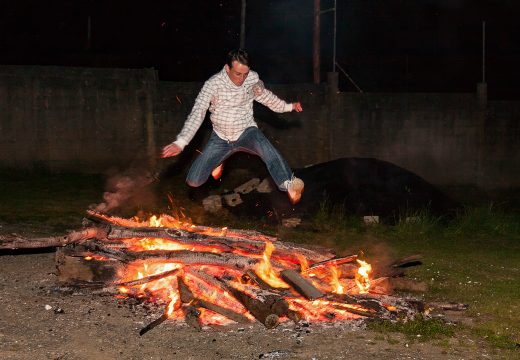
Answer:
[{"left": 0, "top": 224, "right": 511, "bottom": 360}]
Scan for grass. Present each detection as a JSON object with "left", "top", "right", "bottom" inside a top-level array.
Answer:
[
  {"left": 1, "top": 169, "right": 519, "bottom": 354},
  {"left": 0, "top": 168, "right": 105, "bottom": 232},
  {"left": 300, "top": 202, "right": 520, "bottom": 352},
  {"left": 367, "top": 315, "right": 455, "bottom": 342}
]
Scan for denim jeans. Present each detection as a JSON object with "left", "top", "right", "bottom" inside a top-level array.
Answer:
[{"left": 186, "top": 127, "right": 292, "bottom": 190}]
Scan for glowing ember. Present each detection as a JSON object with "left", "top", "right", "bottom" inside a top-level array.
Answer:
[{"left": 355, "top": 259, "right": 372, "bottom": 294}]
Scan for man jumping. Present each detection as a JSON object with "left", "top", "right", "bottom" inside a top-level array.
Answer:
[{"left": 161, "top": 49, "right": 304, "bottom": 204}]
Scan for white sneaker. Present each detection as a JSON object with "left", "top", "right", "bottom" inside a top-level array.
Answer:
[{"left": 287, "top": 177, "right": 304, "bottom": 204}]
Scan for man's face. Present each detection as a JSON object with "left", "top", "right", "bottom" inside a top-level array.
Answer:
[{"left": 225, "top": 60, "right": 250, "bottom": 86}]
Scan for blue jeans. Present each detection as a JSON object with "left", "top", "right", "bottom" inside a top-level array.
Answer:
[{"left": 186, "top": 127, "right": 292, "bottom": 191}]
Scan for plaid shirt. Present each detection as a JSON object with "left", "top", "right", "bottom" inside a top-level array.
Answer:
[{"left": 174, "top": 66, "right": 294, "bottom": 149}]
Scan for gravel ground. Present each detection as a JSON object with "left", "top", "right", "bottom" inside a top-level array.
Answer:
[{"left": 0, "top": 224, "right": 510, "bottom": 360}]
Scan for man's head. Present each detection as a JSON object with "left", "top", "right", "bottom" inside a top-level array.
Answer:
[{"left": 225, "top": 49, "right": 250, "bottom": 86}]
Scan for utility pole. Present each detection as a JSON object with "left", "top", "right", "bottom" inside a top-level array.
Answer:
[
  {"left": 313, "top": 0, "right": 321, "bottom": 84},
  {"left": 86, "top": 15, "right": 92, "bottom": 51},
  {"left": 477, "top": 20, "right": 487, "bottom": 107},
  {"left": 240, "top": 0, "right": 246, "bottom": 48}
]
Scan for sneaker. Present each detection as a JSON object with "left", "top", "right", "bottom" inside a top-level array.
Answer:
[
  {"left": 287, "top": 177, "right": 304, "bottom": 204},
  {"left": 211, "top": 163, "right": 224, "bottom": 180}
]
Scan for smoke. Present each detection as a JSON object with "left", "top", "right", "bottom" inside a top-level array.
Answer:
[{"left": 93, "top": 168, "right": 157, "bottom": 214}]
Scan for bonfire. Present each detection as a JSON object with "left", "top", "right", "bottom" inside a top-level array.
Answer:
[{"left": 1, "top": 209, "right": 443, "bottom": 335}]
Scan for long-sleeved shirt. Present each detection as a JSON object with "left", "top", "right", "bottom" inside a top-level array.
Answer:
[{"left": 173, "top": 66, "right": 294, "bottom": 149}]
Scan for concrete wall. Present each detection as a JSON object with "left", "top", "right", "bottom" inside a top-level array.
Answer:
[
  {"left": 0, "top": 65, "right": 156, "bottom": 172},
  {"left": 1, "top": 65, "right": 519, "bottom": 188}
]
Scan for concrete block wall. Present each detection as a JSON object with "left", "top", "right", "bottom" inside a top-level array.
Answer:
[
  {"left": 0, "top": 65, "right": 156, "bottom": 172},
  {"left": 1, "top": 65, "right": 519, "bottom": 188}
]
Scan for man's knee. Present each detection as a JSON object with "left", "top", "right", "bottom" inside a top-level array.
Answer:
[{"left": 186, "top": 176, "right": 205, "bottom": 188}]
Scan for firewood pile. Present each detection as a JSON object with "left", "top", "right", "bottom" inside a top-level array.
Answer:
[{"left": 1, "top": 210, "right": 448, "bottom": 335}]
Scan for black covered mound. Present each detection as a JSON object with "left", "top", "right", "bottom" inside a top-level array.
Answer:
[{"left": 222, "top": 157, "right": 459, "bottom": 223}]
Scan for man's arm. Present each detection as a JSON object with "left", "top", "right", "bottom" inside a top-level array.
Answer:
[
  {"left": 161, "top": 81, "right": 215, "bottom": 158},
  {"left": 253, "top": 80, "right": 302, "bottom": 113}
]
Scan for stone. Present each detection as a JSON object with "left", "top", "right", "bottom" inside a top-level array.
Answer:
[{"left": 202, "top": 195, "right": 222, "bottom": 213}]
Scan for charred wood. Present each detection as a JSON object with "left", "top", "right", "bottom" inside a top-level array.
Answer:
[
  {"left": 427, "top": 302, "right": 469, "bottom": 311},
  {"left": 139, "top": 313, "right": 168, "bottom": 336},
  {"left": 391, "top": 255, "right": 423, "bottom": 268},
  {"left": 55, "top": 247, "right": 122, "bottom": 285},
  {"left": 183, "top": 305, "right": 202, "bottom": 330},
  {"left": 280, "top": 270, "right": 324, "bottom": 300}
]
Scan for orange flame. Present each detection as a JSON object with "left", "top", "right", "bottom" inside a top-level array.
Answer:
[
  {"left": 297, "top": 254, "right": 309, "bottom": 273},
  {"left": 355, "top": 259, "right": 372, "bottom": 294},
  {"left": 166, "top": 288, "right": 181, "bottom": 318},
  {"left": 329, "top": 265, "right": 344, "bottom": 294},
  {"left": 254, "top": 241, "right": 289, "bottom": 289}
]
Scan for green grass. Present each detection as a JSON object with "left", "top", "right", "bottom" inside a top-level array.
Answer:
[
  {"left": 1, "top": 169, "right": 519, "bottom": 353},
  {"left": 0, "top": 168, "right": 105, "bottom": 231},
  {"left": 367, "top": 315, "right": 455, "bottom": 341},
  {"left": 299, "top": 202, "right": 520, "bottom": 351}
]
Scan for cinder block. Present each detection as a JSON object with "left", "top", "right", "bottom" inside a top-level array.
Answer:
[
  {"left": 256, "top": 178, "right": 274, "bottom": 193},
  {"left": 234, "top": 178, "right": 260, "bottom": 194},
  {"left": 223, "top": 193, "right": 243, "bottom": 207},
  {"left": 363, "top": 215, "right": 379, "bottom": 225},
  {"left": 202, "top": 195, "right": 222, "bottom": 213}
]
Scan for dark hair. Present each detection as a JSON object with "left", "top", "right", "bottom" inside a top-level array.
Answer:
[{"left": 226, "top": 49, "right": 250, "bottom": 68}]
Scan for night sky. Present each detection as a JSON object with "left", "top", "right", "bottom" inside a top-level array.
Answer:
[{"left": 1, "top": 0, "right": 518, "bottom": 98}]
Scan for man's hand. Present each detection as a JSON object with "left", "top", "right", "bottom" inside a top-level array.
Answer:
[
  {"left": 292, "top": 102, "right": 303, "bottom": 112},
  {"left": 252, "top": 80, "right": 265, "bottom": 96},
  {"left": 161, "top": 142, "right": 182, "bottom": 158}
]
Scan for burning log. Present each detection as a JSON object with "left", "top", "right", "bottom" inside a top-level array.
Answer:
[
  {"left": 114, "top": 268, "right": 181, "bottom": 287},
  {"left": 280, "top": 269, "right": 324, "bottom": 300},
  {"left": 301, "top": 255, "right": 358, "bottom": 274},
  {"left": 243, "top": 269, "right": 278, "bottom": 290},
  {"left": 330, "top": 303, "right": 378, "bottom": 318},
  {"left": 192, "top": 299, "right": 250, "bottom": 324},
  {"left": 178, "top": 275, "right": 250, "bottom": 324},
  {"left": 222, "top": 284, "right": 304, "bottom": 328},
  {"left": 326, "top": 293, "right": 388, "bottom": 314},
  {"left": 105, "top": 226, "right": 333, "bottom": 263},
  {"left": 85, "top": 210, "right": 335, "bottom": 261},
  {"left": 128, "top": 250, "right": 264, "bottom": 270}
]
